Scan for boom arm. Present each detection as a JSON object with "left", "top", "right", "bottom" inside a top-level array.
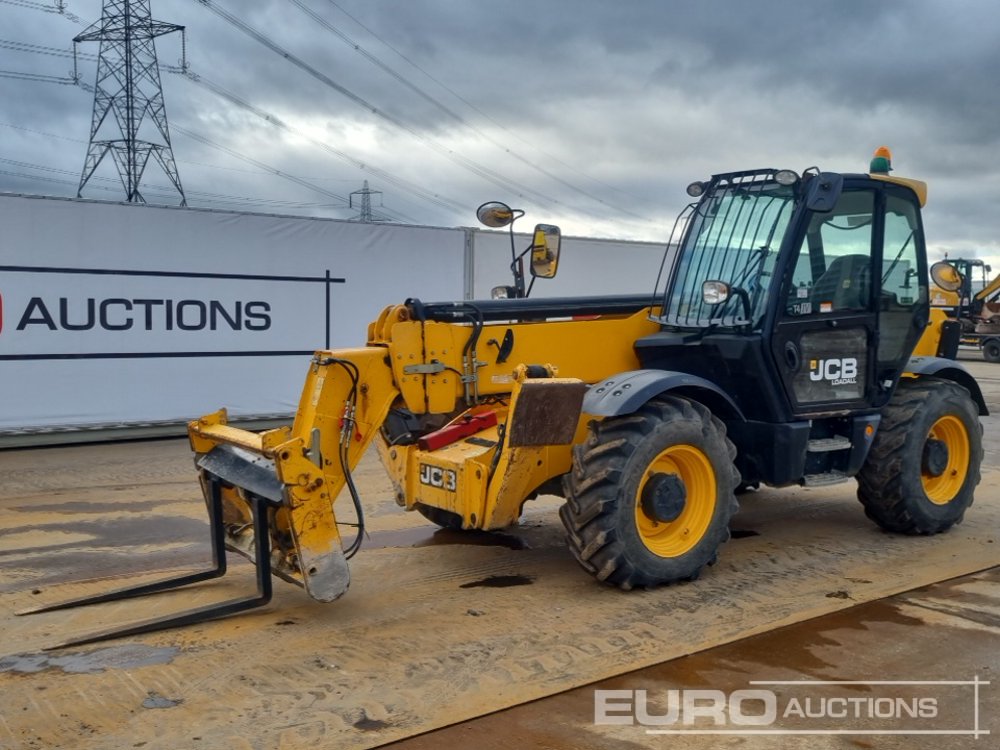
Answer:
[
  {"left": 188, "top": 298, "right": 659, "bottom": 603},
  {"left": 973, "top": 272, "right": 1000, "bottom": 309},
  {"left": 189, "top": 347, "right": 400, "bottom": 602}
]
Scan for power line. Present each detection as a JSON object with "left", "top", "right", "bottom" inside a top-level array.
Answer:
[
  {"left": 291, "top": 0, "right": 644, "bottom": 219},
  {"left": 0, "top": 155, "right": 348, "bottom": 211},
  {"left": 0, "top": 98, "right": 413, "bottom": 221},
  {"left": 0, "top": 37, "right": 96, "bottom": 61},
  {"left": 0, "top": 120, "right": 87, "bottom": 143},
  {"left": 170, "top": 123, "right": 415, "bottom": 223},
  {"left": 170, "top": 124, "right": 347, "bottom": 204},
  {"left": 0, "top": 38, "right": 447, "bottom": 216},
  {"left": 0, "top": 0, "right": 82, "bottom": 23},
  {"left": 178, "top": 68, "right": 465, "bottom": 214},
  {"left": 321, "top": 0, "right": 646, "bottom": 207},
  {"left": 193, "top": 0, "right": 562, "bottom": 209},
  {"left": 0, "top": 69, "right": 77, "bottom": 84}
]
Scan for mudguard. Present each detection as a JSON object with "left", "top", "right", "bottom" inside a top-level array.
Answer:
[
  {"left": 582, "top": 369, "right": 744, "bottom": 420},
  {"left": 906, "top": 357, "right": 989, "bottom": 415}
]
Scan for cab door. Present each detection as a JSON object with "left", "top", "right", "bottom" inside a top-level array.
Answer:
[
  {"left": 769, "top": 182, "right": 927, "bottom": 416},
  {"left": 769, "top": 186, "right": 881, "bottom": 415}
]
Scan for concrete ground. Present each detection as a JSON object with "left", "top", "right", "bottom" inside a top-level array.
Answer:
[
  {"left": 0, "top": 358, "right": 997, "bottom": 749},
  {"left": 391, "top": 569, "right": 999, "bottom": 750},
  {"left": 390, "top": 355, "right": 1000, "bottom": 750}
]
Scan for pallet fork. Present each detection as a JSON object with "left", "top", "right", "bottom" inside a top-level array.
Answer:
[{"left": 17, "top": 477, "right": 277, "bottom": 650}]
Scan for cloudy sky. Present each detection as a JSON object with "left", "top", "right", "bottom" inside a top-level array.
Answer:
[{"left": 2, "top": 0, "right": 999, "bottom": 267}]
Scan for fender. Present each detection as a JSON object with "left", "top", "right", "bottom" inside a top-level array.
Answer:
[
  {"left": 906, "top": 356, "right": 989, "bottom": 415},
  {"left": 582, "top": 369, "right": 745, "bottom": 420}
]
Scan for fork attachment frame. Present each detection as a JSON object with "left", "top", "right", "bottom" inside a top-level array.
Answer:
[{"left": 17, "top": 477, "right": 277, "bottom": 650}]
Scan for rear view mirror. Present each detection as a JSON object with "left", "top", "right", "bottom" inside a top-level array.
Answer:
[
  {"left": 804, "top": 172, "right": 844, "bottom": 212},
  {"left": 930, "top": 261, "right": 963, "bottom": 292},
  {"left": 530, "top": 224, "right": 560, "bottom": 279},
  {"left": 476, "top": 201, "right": 516, "bottom": 228}
]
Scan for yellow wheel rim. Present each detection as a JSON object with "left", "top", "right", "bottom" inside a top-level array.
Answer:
[
  {"left": 922, "top": 415, "right": 970, "bottom": 505},
  {"left": 634, "top": 444, "right": 716, "bottom": 557}
]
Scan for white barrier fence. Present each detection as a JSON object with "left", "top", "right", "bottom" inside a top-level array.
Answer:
[{"left": 0, "top": 193, "right": 665, "bottom": 438}]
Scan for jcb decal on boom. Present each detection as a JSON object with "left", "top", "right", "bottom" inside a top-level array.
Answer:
[{"left": 419, "top": 464, "right": 457, "bottom": 491}]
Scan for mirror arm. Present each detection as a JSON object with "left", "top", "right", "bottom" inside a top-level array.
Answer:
[
  {"left": 507, "top": 223, "right": 527, "bottom": 298},
  {"left": 729, "top": 286, "right": 753, "bottom": 330}
]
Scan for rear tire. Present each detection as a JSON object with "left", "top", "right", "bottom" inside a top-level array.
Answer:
[
  {"left": 561, "top": 396, "right": 740, "bottom": 589},
  {"left": 982, "top": 339, "right": 1000, "bottom": 363},
  {"left": 857, "top": 378, "right": 982, "bottom": 534}
]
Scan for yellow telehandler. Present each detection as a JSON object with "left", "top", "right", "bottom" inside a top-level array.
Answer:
[
  {"left": 24, "top": 153, "right": 986, "bottom": 647},
  {"left": 930, "top": 257, "right": 1000, "bottom": 361}
]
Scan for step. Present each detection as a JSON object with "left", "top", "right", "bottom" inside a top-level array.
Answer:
[
  {"left": 807, "top": 436, "right": 852, "bottom": 453},
  {"left": 802, "top": 471, "right": 850, "bottom": 487}
]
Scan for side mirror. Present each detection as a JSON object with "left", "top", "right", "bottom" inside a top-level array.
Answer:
[
  {"left": 803, "top": 172, "right": 844, "bottom": 212},
  {"left": 930, "top": 261, "right": 964, "bottom": 292},
  {"left": 530, "top": 224, "right": 560, "bottom": 279},
  {"left": 476, "top": 201, "right": 517, "bottom": 228}
]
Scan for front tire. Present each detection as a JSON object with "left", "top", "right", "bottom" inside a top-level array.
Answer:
[
  {"left": 561, "top": 396, "right": 740, "bottom": 589},
  {"left": 857, "top": 378, "right": 982, "bottom": 534}
]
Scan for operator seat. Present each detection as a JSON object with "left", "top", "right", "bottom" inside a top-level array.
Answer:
[{"left": 812, "top": 254, "right": 871, "bottom": 311}]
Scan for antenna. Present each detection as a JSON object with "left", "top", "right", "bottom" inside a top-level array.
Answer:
[{"left": 74, "top": 1, "right": 187, "bottom": 205}]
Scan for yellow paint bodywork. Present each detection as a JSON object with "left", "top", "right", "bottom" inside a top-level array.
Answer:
[
  {"left": 188, "top": 283, "right": 958, "bottom": 598},
  {"left": 188, "top": 305, "right": 661, "bottom": 595},
  {"left": 370, "top": 311, "right": 660, "bottom": 529},
  {"left": 869, "top": 173, "right": 928, "bottom": 207},
  {"left": 911, "top": 307, "right": 951, "bottom": 357}
]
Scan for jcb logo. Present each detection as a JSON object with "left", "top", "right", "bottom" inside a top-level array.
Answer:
[
  {"left": 419, "top": 464, "right": 457, "bottom": 492},
  {"left": 809, "top": 357, "right": 858, "bottom": 385}
]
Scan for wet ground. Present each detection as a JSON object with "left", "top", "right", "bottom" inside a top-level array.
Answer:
[
  {"left": 391, "top": 569, "right": 999, "bottom": 750},
  {"left": 383, "top": 355, "right": 1000, "bottom": 750},
  {"left": 0, "top": 357, "right": 997, "bottom": 749}
]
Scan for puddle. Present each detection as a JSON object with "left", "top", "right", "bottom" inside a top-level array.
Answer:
[
  {"left": 460, "top": 574, "right": 535, "bottom": 589},
  {"left": 0, "top": 644, "right": 179, "bottom": 675},
  {"left": 353, "top": 715, "right": 390, "bottom": 731},
  {"left": 0, "top": 516, "right": 205, "bottom": 553},
  {"left": 142, "top": 691, "right": 183, "bottom": 709},
  {"left": 367, "top": 526, "right": 528, "bottom": 551}
]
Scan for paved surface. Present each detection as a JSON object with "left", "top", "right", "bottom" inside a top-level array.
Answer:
[
  {"left": 392, "top": 569, "right": 1000, "bottom": 750},
  {"left": 0, "top": 358, "right": 996, "bottom": 750},
  {"left": 388, "top": 355, "right": 1000, "bottom": 750}
]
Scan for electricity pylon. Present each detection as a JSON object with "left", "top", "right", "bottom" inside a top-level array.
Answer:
[{"left": 75, "top": 1, "right": 186, "bottom": 205}]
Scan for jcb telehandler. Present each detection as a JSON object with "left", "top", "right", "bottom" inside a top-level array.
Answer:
[
  {"left": 930, "top": 257, "right": 1000, "bottom": 362},
  {"left": 23, "top": 151, "right": 986, "bottom": 647}
]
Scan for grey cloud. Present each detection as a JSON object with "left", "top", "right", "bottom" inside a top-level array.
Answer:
[{"left": 1, "top": 0, "right": 999, "bottom": 267}]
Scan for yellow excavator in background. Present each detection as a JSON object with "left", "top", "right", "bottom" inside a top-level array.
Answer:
[
  {"left": 930, "top": 257, "right": 1000, "bottom": 361},
  {"left": 23, "top": 151, "right": 987, "bottom": 648}
]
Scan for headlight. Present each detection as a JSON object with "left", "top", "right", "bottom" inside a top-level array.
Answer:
[
  {"left": 491, "top": 285, "right": 514, "bottom": 299},
  {"left": 701, "top": 280, "right": 730, "bottom": 305},
  {"left": 774, "top": 169, "right": 799, "bottom": 186},
  {"left": 686, "top": 181, "right": 707, "bottom": 198}
]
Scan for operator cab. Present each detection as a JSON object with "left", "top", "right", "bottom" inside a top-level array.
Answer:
[{"left": 641, "top": 154, "right": 939, "bottom": 487}]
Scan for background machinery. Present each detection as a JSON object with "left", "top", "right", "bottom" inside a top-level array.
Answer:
[
  {"left": 931, "top": 257, "right": 1000, "bottom": 362},
  {"left": 24, "top": 153, "right": 987, "bottom": 646}
]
